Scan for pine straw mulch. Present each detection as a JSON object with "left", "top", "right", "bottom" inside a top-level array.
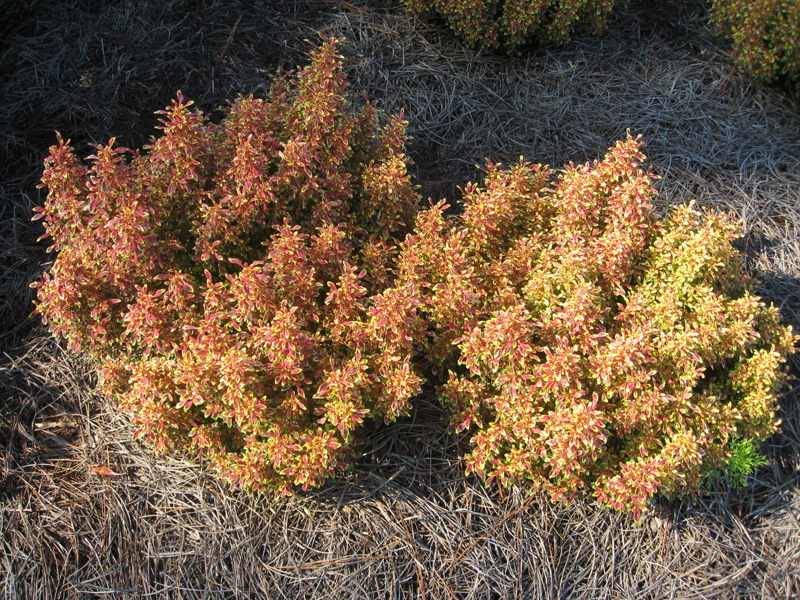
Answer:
[{"left": 1, "top": 0, "right": 799, "bottom": 597}]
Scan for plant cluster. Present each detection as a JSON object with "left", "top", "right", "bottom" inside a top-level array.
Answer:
[
  {"left": 33, "top": 39, "right": 423, "bottom": 494},
  {"left": 703, "top": 435, "right": 768, "bottom": 490},
  {"left": 711, "top": 0, "right": 800, "bottom": 85},
  {"left": 379, "top": 135, "right": 794, "bottom": 518},
  {"left": 401, "top": 0, "right": 626, "bottom": 52},
  {"left": 34, "top": 41, "right": 794, "bottom": 516}
]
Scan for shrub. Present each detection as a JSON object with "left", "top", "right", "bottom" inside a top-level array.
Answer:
[
  {"left": 401, "top": 0, "right": 627, "bottom": 52},
  {"left": 384, "top": 135, "right": 795, "bottom": 519},
  {"left": 32, "top": 39, "right": 423, "bottom": 495},
  {"left": 711, "top": 0, "right": 800, "bottom": 85}
]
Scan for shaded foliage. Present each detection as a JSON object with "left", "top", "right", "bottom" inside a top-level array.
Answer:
[
  {"left": 401, "top": 0, "right": 627, "bottom": 52},
  {"left": 711, "top": 0, "right": 800, "bottom": 86}
]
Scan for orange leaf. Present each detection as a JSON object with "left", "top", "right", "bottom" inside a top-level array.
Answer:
[{"left": 90, "top": 465, "right": 123, "bottom": 476}]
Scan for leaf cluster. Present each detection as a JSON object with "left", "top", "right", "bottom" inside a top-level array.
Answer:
[
  {"left": 703, "top": 435, "right": 768, "bottom": 490},
  {"left": 401, "top": 0, "right": 627, "bottom": 53},
  {"left": 711, "top": 0, "right": 800, "bottom": 85}
]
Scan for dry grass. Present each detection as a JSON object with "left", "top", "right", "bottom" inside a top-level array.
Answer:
[{"left": 1, "top": 0, "right": 799, "bottom": 597}]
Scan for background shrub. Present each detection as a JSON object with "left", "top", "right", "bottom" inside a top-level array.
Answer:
[
  {"left": 32, "top": 39, "right": 423, "bottom": 495},
  {"left": 385, "top": 135, "right": 795, "bottom": 518},
  {"left": 711, "top": 0, "right": 800, "bottom": 85},
  {"left": 401, "top": 0, "right": 627, "bottom": 52}
]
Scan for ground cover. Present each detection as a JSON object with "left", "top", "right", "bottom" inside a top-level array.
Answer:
[{"left": 1, "top": 0, "right": 799, "bottom": 597}]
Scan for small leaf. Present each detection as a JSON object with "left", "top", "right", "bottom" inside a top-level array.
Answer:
[{"left": 90, "top": 465, "right": 124, "bottom": 476}]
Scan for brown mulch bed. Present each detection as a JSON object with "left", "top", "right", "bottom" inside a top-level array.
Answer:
[{"left": 1, "top": 0, "right": 798, "bottom": 597}]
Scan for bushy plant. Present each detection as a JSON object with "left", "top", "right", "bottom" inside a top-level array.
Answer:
[
  {"left": 711, "top": 0, "right": 800, "bottom": 85},
  {"left": 32, "top": 39, "right": 423, "bottom": 495},
  {"left": 401, "top": 0, "right": 626, "bottom": 52},
  {"left": 703, "top": 436, "right": 768, "bottom": 490},
  {"left": 382, "top": 135, "right": 795, "bottom": 518}
]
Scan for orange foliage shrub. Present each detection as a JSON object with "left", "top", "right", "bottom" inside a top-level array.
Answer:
[
  {"left": 32, "top": 35, "right": 795, "bottom": 515},
  {"left": 384, "top": 135, "right": 795, "bottom": 518},
  {"left": 33, "top": 39, "right": 423, "bottom": 494}
]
